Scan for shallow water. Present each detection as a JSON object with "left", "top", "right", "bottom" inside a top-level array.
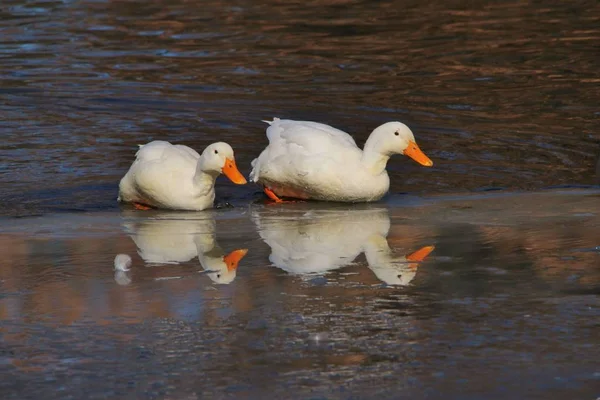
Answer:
[
  {"left": 0, "top": 190, "right": 599, "bottom": 399},
  {"left": 1, "top": 0, "right": 599, "bottom": 216},
  {"left": 0, "top": 0, "right": 599, "bottom": 398}
]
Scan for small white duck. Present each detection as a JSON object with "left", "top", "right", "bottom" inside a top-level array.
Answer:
[
  {"left": 252, "top": 204, "right": 434, "bottom": 285},
  {"left": 122, "top": 211, "right": 248, "bottom": 284},
  {"left": 250, "top": 118, "right": 433, "bottom": 202},
  {"left": 118, "top": 140, "right": 247, "bottom": 211}
]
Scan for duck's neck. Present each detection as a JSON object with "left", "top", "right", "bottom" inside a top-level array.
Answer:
[
  {"left": 193, "top": 164, "right": 219, "bottom": 196},
  {"left": 362, "top": 138, "right": 390, "bottom": 175},
  {"left": 194, "top": 230, "right": 218, "bottom": 255},
  {"left": 197, "top": 246, "right": 223, "bottom": 272},
  {"left": 363, "top": 234, "right": 392, "bottom": 266}
]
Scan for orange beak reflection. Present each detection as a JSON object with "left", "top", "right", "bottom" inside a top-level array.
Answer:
[
  {"left": 222, "top": 158, "right": 247, "bottom": 184},
  {"left": 406, "top": 245, "right": 435, "bottom": 271},
  {"left": 223, "top": 248, "right": 248, "bottom": 272},
  {"left": 403, "top": 141, "right": 433, "bottom": 167}
]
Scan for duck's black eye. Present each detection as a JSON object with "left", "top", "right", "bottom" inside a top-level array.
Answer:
[
  {"left": 394, "top": 131, "right": 399, "bottom": 136},
  {"left": 214, "top": 150, "right": 219, "bottom": 154}
]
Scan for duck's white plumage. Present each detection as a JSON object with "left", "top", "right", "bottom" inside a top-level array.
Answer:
[
  {"left": 118, "top": 140, "right": 246, "bottom": 211},
  {"left": 122, "top": 211, "right": 248, "bottom": 284},
  {"left": 251, "top": 205, "right": 433, "bottom": 285},
  {"left": 252, "top": 206, "right": 390, "bottom": 275},
  {"left": 250, "top": 118, "right": 433, "bottom": 202}
]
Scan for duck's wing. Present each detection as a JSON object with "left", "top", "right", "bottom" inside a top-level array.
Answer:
[
  {"left": 250, "top": 119, "right": 361, "bottom": 182},
  {"left": 265, "top": 118, "right": 357, "bottom": 150},
  {"left": 173, "top": 144, "right": 201, "bottom": 160},
  {"left": 134, "top": 141, "right": 199, "bottom": 164},
  {"left": 119, "top": 141, "right": 200, "bottom": 204}
]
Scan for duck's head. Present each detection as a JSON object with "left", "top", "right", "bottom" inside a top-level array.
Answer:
[
  {"left": 201, "top": 142, "right": 247, "bottom": 184},
  {"left": 369, "top": 122, "right": 433, "bottom": 167},
  {"left": 205, "top": 248, "right": 248, "bottom": 284},
  {"left": 367, "top": 244, "right": 434, "bottom": 286}
]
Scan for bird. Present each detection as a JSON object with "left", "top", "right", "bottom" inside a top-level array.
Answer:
[
  {"left": 118, "top": 140, "right": 246, "bottom": 211},
  {"left": 249, "top": 118, "right": 432, "bottom": 202}
]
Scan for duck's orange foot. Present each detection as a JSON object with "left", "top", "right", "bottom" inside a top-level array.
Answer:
[
  {"left": 133, "top": 202, "right": 152, "bottom": 210},
  {"left": 264, "top": 187, "right": 283, "bottom": 203},
  {"left": 263, "top": 187, "right": 302, "bottom": 204}
]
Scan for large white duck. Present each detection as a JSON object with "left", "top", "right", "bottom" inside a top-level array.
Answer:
[
  {"left": 122, "top": 211, "right": 248, "bottom": 284},
  {"left": 118, "top": 140, "right": 247, "bottom": 211},
  {"left": 250, "top": 118, "right": 433, "bottom": 202},
  {"left": 251, "top": 204, "right": 434, "bottom": 285}
]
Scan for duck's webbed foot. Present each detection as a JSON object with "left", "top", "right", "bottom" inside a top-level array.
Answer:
[
  {"left": 264, "top": 187, "right": 283, "bottom": 203},
  {"left": 133, "top": 202, "right": 152, "bottom": 210}
]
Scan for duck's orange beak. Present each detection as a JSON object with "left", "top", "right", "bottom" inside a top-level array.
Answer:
[
  {"left": 406, "top": 245, "right": 435, "bottom": 261},
  {"left": 222, "top": 158, "right": 247, "bottom": 184},
  {"left": 406, "top": 245, "right": 435, "bottom": 270},
  {"left": 404, "top": 141, "right": 433, "bottom": 167},
  {"left": 223, "top": 249, "right": 248, "bottom": 272}
]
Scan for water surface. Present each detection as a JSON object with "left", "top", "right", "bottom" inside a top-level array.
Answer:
[
  {"left": 0, "top": 0, "right": 599, "bottom": 398},
  {"left": 1, "top": 190, "right": 599, "bottom": 398},
  {"left": 0, "top": 0, "right": 599, "bottom": 216}
]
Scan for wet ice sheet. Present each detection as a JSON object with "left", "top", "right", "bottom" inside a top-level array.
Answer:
[{"left": 0, "top": 189, "right": 598, "bottom": 399}]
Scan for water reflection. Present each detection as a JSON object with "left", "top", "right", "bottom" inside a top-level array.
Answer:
[
  {"left": 114, "top": 253, "right": 132, "bottom": 271},
  {"left": 251, "top": 205, "right": 434, "bottom": 285},
  {"left": 0, "top": 192, "right": 597, "bottom": 399},
  {"left": 121, "top": 211, "right": 248, "bottom": 284},
  {"left": 113, "top": 253, "right": 132, "bottom": 285},
  {"left": 596, "top": 152, "right": 600, "bottom": 183}
]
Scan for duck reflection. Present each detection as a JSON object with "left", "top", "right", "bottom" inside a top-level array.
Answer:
[
  {"left": 121, "top": 211, "right": 248, "bottom": 284},
  {"left": 114, "top": 253, "right": 132, "bottom": 286},
  {"left": 251, "top": 204, "right": 434, "bottom": 285}
]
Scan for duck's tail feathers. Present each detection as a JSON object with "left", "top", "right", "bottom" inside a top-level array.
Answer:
[
  {"left": 262, "top": 117, "right": 280, "bottom": 125},
  {"left": 134, "top": 144, "right": 145, "bottom": 157},
  {"left": 249, "top": 158, "right": 260, "bottom": 182}
]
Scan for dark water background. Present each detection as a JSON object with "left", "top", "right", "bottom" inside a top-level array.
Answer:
[
  {"left": 0, "top": 0, "right": 599, "bottom": 399},
  {"left": 0, "top": 0, "right": 599, "bottom": 215}
]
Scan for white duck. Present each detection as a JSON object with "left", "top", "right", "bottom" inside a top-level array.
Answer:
[
  {"left": 251, "top": 204, "right": 434, "bottom": 285},
  {"left": 250, "top": 118, "right": 433, "bottom": 202},
  {"left": 122, "top": 211, "right": 248, "bottom": 284},
  {"left": 118, "top": 140, "right": 247, "bottom": 211}
]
